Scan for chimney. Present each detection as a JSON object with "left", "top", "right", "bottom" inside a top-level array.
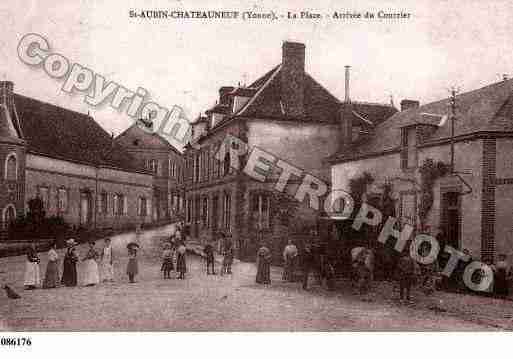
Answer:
[
  {"left": 219, "top": 86, "right": 235, "bottom": 106},
  {"left": 339, "top": 103, "right": 353, "bottom": 150},
  {"left": 0, "top": 80, "right": 14, "bottom": 116},
  {"left": 281, "top": 41, "right": 305, "bottom": 118},
  {"left": 400, "top": 99, "right": 420, "bottom": 111},
  {"left": 344, "top": 66, "right": 350, "bottom": 102}
]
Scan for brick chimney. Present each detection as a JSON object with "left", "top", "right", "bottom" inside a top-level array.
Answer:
[
  {"left": 281, "top": 41, "right": 305, "bottom": 118},
  {"left": 0, "top": 81, "right": 14, "bottom": 116},
  {"left": 400, "top": 99, "right": 420, "bottom": 111}
]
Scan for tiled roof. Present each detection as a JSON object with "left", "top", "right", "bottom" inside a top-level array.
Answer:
[
  {"left": 331, "top": 78, "right": 513, "bottom": 163},
  {"left": 196, "top": 63, "right": 396, "bottom": 141},
  {"left": 14, "top": 94, "right": 147, "bottom": 173},
  {"left": 115, "top": 123, "right": 183, "bottom": 155},
  {"left": 237, "top": 66, "right": 395, "bottom": 124}
]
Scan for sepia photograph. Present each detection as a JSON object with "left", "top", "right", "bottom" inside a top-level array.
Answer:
[{"left": 1, "top": 0, "right": 513, "bottom": 355}]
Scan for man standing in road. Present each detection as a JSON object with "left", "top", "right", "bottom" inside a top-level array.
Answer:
[{"left": 204, "top": 240, "right": 216, "bottom": 275}]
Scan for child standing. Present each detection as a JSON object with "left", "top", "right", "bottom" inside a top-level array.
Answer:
[
  {"left": 221, "top": 238, "right": 234, "bottom": 276},
  {"left": 396, "top": 251, "right": 418, "bottom": 303},
  {"left": 204, "top": 240, "right": 216, "bottom": 275},
  {"left": 161, "top": 243, "right": 174, "bottom": 279},
  {"left": 126, "top": 243, "right": 139, "bottom": 283}
]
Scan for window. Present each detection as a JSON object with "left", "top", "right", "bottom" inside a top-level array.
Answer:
[
  {"left": 251, "top": 193, "right": 271, "bottom": 229},
  {"left": 201, "top": 196, "right": 209, "bottom": 227},
  {"left": 186, "top": 198, "right": 192, "bottom": 223},
  {"left": 113, "top": 194, "right": 125, "bottom": 215},
  {"left": 113, "top": 194, "right": 119, "bottom": 215},
  {"left": 101, "top": 192, "right": 108, "bottom": 214},
  {"left": 97, "top": 192, "right": 108, "bottom": 214},
  {"left": 123, "top": 195, "right": 128, "bottom": 215},
  {"left": 148, "top": 159, "right": 158, "bottom": 174},
  {"left": 57, "top": 188, "right": 68, "bottom": 213},
  {"left": 38, "top": 186, "right": 50, "bottom": 210},
  {"left": 213, "top": 148, "right": 219, "bottom": 178},
  {"left": 5, "top": 153, "right": 17, "bottom": 181},
  {"left": 222, "top": 192, "right": 231, "bottom": 230},
  {"left": 3, "top": 204, "right": 16, "bottom": 229},
  {"left": 194, "top": 155, "right": 200, "bottom": 182},
  {"left": 400, "top": 127, "right": 417, "bottom": 169},
  {"left": 138, "top": 197, "right": 147, "bottom": 216}
]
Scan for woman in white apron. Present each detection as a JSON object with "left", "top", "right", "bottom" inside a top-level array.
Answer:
[
  {"left": 82, "top": 241, "right": 100, "bottom": 286},
  {"left": 24, "top": 244, "right": 41, "bottom": 290}
]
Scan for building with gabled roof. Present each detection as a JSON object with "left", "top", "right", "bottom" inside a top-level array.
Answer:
[
  {"left": 0, "top": 80, "right": 158, "bottom": 236},
  {"left": 183, "top": 41, "right": 396, "bottom": 260},
  {"left": 115, "top": 123, "right": 186, "bottom": 222},
  {"left": 329, "top": 78, "right": 513, "bottom": 263}
]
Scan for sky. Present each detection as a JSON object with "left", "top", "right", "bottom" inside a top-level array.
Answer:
[{"left": 1, "top": 0, "right": 512, "bottom": 150}]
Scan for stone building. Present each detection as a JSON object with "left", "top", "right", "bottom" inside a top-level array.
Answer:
[
  {"left": 329, "top": 78, "right": 513, "bottom": 263},
  {"left": 0, "top": 80, "right": 158, "bottom": 237},
  {"left": 115, "top": 123, "right": 186, "bottom": 223},
  {"left": 183, "top": 42, "right": 395, "bottom": 260}
]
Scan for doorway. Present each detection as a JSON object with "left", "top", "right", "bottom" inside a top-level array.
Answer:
[
  {"left": 441, "top": 191, "right": 461, "bottom": 249},
  {"left": 80, "top": 191, "right": 92, "bottom": 226}
]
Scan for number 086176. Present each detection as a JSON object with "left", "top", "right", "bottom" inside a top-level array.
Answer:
[{"left": 1, "top": 337, "right": 32, "bottom": 346}]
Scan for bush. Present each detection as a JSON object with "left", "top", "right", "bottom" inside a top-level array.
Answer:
[{"left": 7, "top": 197, "right": 70, "bottom": 241}]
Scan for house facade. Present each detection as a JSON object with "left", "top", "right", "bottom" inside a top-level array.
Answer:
[
  {"left": 0, "top": 80, "right": 159, "bottom": 237},
  {"left": 329, "top": 79, "right": 513, "bottom": 263},
  {"left": 183, "top": 42, "right": 395, "bottom": 260},
  {"left": 115, "top": 123, "right": 186, "bottom": 223}
]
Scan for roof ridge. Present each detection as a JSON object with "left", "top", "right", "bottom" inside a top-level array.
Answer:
[
  {"left": 14, "top": 93, "right": 92, "bottom": 119},
  {"left": 237, "top": 64, "right": 282, "bottom": 116}
]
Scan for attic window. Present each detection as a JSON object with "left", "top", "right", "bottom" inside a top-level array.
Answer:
[{"left": 133, "top": 139, "right": 140, "bottom": 146}]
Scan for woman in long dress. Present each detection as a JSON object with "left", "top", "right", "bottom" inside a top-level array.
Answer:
[
  {"left": 126, "top": 244, "right": 139, "bottom": 283},
  {"left": 24, "top": 244, "right": 41, "bottom": 290},
  {"left": 101, "top": 238, "right": 114, "bottom": 282},
  {"left": 176, "top": 241, "right": 187, "bottom": 279},
  {"left": 82, "top": 241, "right": 100, "bottom": 286},
  {"left": 62, "top": 239, "right": 78, "bottom": 287},
  {"left": 43, "top": 241, "right": 59, "bottom": 289},
  {"left": 256, "top": 244, "right": 272, "bottom": 284},
  {"left": 282, "top": 240, "right": 298, "bottom": 282}
]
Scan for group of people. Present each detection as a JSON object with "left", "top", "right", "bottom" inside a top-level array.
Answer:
[
  {"left": 160, "top": 229, "right": 187, "bottom": 280},
  {"left": 200, "top": 232, "right": 234, "bottom": 276},
  {"left": 23, "top": 235, "right": 139, "bottom": 290},
  {"left": 255, "top": 240, "right": 327, "bottom": 291}
]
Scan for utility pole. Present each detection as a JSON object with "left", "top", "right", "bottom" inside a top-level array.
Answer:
[{"left": 449, "top": 87, "right": 459, "bottom": 174}]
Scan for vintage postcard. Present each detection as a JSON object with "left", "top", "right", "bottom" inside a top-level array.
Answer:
[{"left": 1, "top": 0, "right": 513, "bottom": 356}]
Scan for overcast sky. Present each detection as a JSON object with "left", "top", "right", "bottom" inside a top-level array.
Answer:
[{"left": 1, "top": 0, "right": 512, "bottom": 150}]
